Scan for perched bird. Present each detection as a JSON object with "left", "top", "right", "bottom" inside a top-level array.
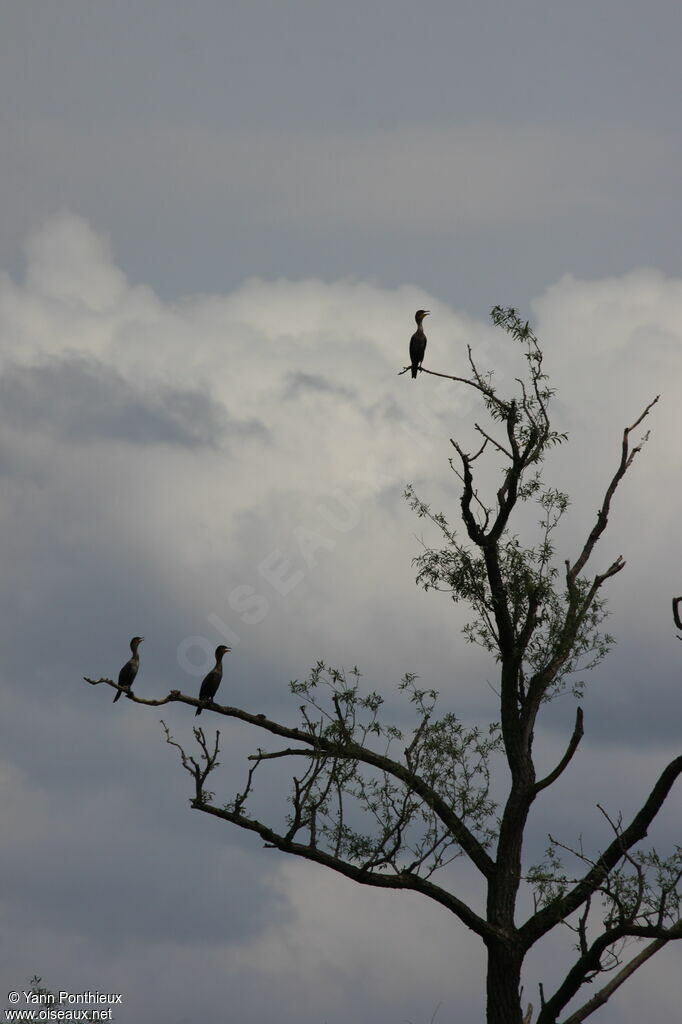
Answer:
[
  {"left": 409, "top": 309, "right": 429, "bottom": 379},
  {"left": 113, "top": 636, "right": 144, "bottom": 703},
  {"left": 195, "top": 645, "right": 231, "bottom": 715}
]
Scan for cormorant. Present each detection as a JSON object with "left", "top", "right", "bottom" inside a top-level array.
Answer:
[
  {"left": 409, "top": 310, "right": 429, "bottom": 379},
  {"left": 195, "top": 645, "right": 231, "bottom": 715},
  {"left": 113, "top": 636, "right": 144, "bottom": 703}
]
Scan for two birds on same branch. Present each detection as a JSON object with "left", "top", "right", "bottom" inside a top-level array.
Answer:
[{"left": 112, "top": 637, "right": 231, "bottom": 714}]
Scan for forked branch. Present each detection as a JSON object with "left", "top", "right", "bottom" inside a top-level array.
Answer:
[
  {"left": 533, "top": 708, "right": 584, "bottom": 795},
  {"left": 567, "top": 396, "right": 659, "bottom": 586},
  {"left": 558, "top": 922, "right": 682, "bottom": 1024},
  {"left": 521, "top": 754, "right": 682, "bottom": 949}
]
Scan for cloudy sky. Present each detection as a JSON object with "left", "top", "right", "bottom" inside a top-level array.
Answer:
[{"left": 1, "top": 3, "right": 681, "bottom": 1022}]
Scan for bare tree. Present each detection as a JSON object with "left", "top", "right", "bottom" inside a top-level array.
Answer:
[{"left": 85, "top": 308, "right": 682, "bottom": 1024}]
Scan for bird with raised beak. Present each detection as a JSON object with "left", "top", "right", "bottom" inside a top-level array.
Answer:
[
  {"left": 113, "top": 636, "right": 144, "bottom": 703},
  {"left": 409, "top": 309, "right": 429, "bottom": 378},
  {"left": 195, "top": 645, "right": 231, "bottom": 715}
]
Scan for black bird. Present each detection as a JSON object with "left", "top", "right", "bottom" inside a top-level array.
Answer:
[
  {"left": 409, "top": 309, "right": 429, "bottom": 378},
  {"left": 195, "top": 645, "right": 231, "bottom": 716},
  {"left": 113, "top": 636, "right": 144, "bottom": 703}
]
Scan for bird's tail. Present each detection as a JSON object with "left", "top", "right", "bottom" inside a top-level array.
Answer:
[
  {"left": 411, "top": 365, "right": 418, "bottom": 379},
  {"left": 195, "top": 706, "right": 202, "bottom": 716},
  {"left": 113, "top": 689, "right": 122, "bottom": 703}
]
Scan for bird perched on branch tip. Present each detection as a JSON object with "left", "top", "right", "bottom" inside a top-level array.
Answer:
[
  {"left": 410, "top": 310, "right": 429, "bottom": 378},
  {"left": 113, "top": 636, "right": 144, "bottom": 703},
  {"left": 196, "top": 645, "right": 231, "bottom": 715}
]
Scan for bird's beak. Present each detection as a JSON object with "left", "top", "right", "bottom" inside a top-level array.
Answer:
[{"left": 424, "top": 311, "right": 430, "bottom": 316}]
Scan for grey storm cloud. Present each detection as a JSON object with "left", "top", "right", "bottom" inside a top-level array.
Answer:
[{"left": 0, "top": 354, "right": 269, "bottom": 448}]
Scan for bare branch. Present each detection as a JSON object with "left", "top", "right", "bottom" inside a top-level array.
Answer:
[
  {"left": 450, "top": 440, "right": 485, "bottom": 546},
  {"left": 85, "top": 677, "right": 190, "bottom": 706},
  {"left": 567, "top": 397, "right": 659, "bottom": 585},
  {"left": 161, "top": 721, "right": 220, "bottom": 805},
  {"left": 247, "top": 746, "right": 313, "bottom": 761},
  {"left": 474, "top": 422, "right": 513, "bottom": 460},
  {"left": 399, "top": 360, "right": 511, "bottom": 415},
  {"left": 534, "top": 708, "right": 584, "bottom": 795}
]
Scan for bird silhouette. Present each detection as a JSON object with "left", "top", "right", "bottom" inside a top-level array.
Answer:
[
  {"left": 195, "top": 645, "right": 231, "bottom": 715},
  {"left": 409, "top": 309, "right": 429, "bottom": 378},
  {"left": 113, "top": 636, "right": 144, "bottom": 703}
]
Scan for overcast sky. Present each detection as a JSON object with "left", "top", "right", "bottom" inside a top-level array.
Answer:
[{"left": 1, "top": 3, "right": 681, "bottom": 1023}]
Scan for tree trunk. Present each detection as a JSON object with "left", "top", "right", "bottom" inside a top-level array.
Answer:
[{"left": 486, "top": 941, "right": 523, "bottom": 1024}]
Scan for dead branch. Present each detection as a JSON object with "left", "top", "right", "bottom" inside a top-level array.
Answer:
[
  {"left": 533, "top": 708, "right": 584, "bottom": 794},
  {"left": 567, "top": 396, "right": 659, "bottom": 586},
  {"left": 161, "top": 721, "right": 220, "bottom": 805}
]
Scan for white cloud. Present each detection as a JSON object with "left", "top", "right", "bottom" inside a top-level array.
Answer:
[
  {"left": 3, "top": 213, "right": 681, "bottom": 696},
  {"left": 2, "top": 216, "right": 681, "bottom": 1024}
]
